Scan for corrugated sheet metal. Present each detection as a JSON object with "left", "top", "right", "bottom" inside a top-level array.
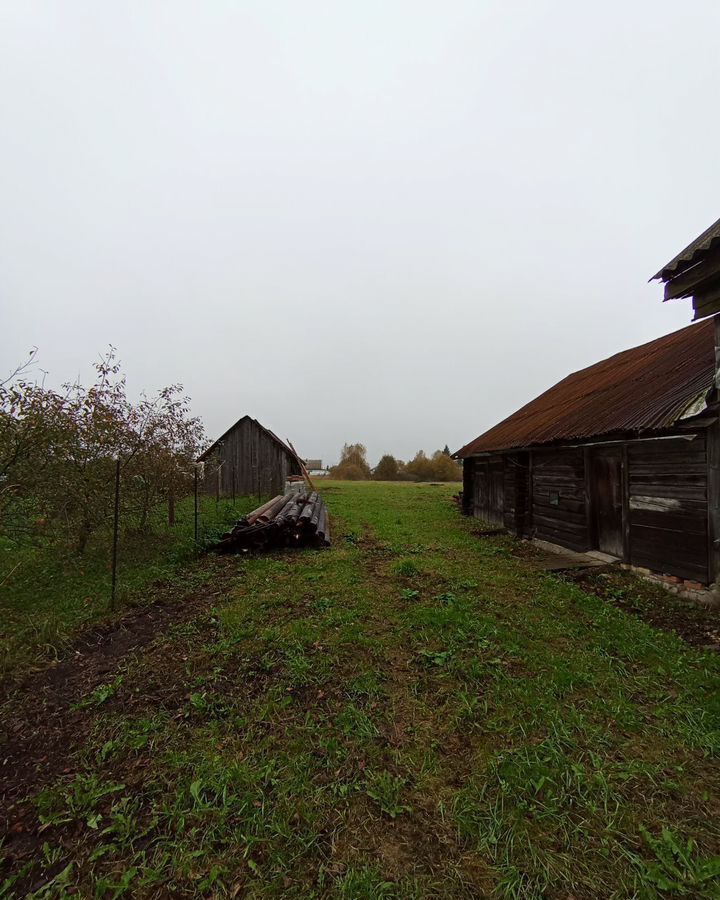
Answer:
[
  {"left": 456, "top": 319, "right": 715, "bottom": 457},
  {"left": 654, "top": 217, "right": 720, "bottom": 279}
]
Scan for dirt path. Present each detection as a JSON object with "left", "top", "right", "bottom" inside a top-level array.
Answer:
[{"left": 0, "top": 555, "right": 239, "bottom": 844}]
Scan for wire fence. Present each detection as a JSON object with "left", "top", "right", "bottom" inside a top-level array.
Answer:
[{"left": 103, "top": 463, "right": 265, "bottom": 609}]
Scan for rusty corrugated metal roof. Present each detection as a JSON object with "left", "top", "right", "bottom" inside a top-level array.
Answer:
[
  {"left": 654, "top": 217, "right": 720, "bottom": 280},
  {"left": 455, "top": 319, "right": 715, "bottom": 457}
]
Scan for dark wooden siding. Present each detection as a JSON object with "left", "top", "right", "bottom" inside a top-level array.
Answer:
[
  {"left": 203, "top": 418, "right": 300, "bottom": 499},
  {"left": 463, "top": 432, "right": 711, "bottom": 584},
  {"left": 628, "top": 436, "right": 708, "bottom": 582},
  {"left": 531, "top": 448, "right": 589, "bottom": 552},
  {"left": 461, "top": 458, "right": 473, "bottom": 515},
  {"left": 501, "top": 452, "right": 530, "bottom": 535},
  {"left": 503, "top": 457, "right": 516, "bottom": 532}
]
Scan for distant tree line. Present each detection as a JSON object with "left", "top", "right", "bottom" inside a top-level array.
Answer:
[
  {"left": 0, "top": 348, "right": 203, "bottom": 553},
  {"left": 330, "top": 443, "right": 461, "bottom": 482}
]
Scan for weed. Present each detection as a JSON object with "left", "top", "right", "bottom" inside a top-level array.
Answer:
[
  {"left": 73, "top": 676, "right": 124, "bottom": 710},
  {"left": 418, "top": 648, "right": 453, "bottom": 667},
  {"left": 37, "top": 775, "right": 125, "bottom": 829},
  {"left": 347, "top": 672, "right": 384, "bottom": 701},
  {"left": 637, "top": 826, "right": 720, "bottom": 896},
  {"left": 366, "top": 770, "right": 411, "bottom": 818},
  {"left": 337, "top": 703, "right": 379, "bottom": 739},
  {"left": 313, "top": 596, "right": 334, "bottom": 612},
  {"left": 393, "top": 559, "right": 421, "bottom": 578},
  {"left": 336, "top": 866, "right": 397, "bottom": 898}
]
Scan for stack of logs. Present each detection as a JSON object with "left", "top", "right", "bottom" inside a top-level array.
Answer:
[{"left": 214, "top": 491, "right": 330, "bottom": 553}]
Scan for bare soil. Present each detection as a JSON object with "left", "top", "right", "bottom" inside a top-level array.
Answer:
[
  {"left": 0, "top": 555, "right": 240, "bottom": 857},
  {"left": 565, "top": 567, "right": 720, "bottom": 652}
]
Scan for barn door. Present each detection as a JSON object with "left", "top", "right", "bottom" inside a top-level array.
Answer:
[
  {"left": 591, "top": 447, "right": 623, "bottom": 557},
  {"left": 488, "top": 460, "right": 505, "bottom": 526},
  {"left": 473, "top": 460, "right": 489, "bottom": 520}
]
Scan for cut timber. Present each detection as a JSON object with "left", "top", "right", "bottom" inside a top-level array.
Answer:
[
  {"left": 213, "top": 491, "right": 331, "bottom": 554},
  {"left": 245, "top": 495, "right": 283, "bottom": 525}
]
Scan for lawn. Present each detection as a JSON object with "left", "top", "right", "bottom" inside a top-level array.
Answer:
[
  {"left": 2, "top": 480, "right": 720, "bottom": 898},
  {"left": 0, "top": 495, "right": 256, "bottom": 677}
]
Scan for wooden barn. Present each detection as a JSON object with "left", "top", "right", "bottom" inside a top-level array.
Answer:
[
  {"left": 653, "top": 215, "right": 720, "bottom": 321},
  {"left": 455, "top": 319, "right": 719, "bottom": 587},
  {"left": 198, "top": 416, "right": 302, "bottom": 499}
]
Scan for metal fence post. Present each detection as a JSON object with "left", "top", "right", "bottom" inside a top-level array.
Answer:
[
  {"left": 194, "top": 466, "right": 199, "bottom": 543},
  {"left": 111, "top": 458, "right": 121, "bottom": 610}
]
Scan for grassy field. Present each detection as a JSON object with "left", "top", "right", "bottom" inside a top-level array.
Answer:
[
  {"left": 2, "top": 480, "right": 720, "bottom": 898},
  {"left": 0, "top": 495, "right": 256, "bottom": 677}
]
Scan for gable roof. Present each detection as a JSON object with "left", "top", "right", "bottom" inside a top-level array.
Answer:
[
  {"left": 455, "top": 319, "right": 715, "bottom": 457},
  {"left": 198, "top": 415, "right": 300, "bottom": 464},
  {"left": 654, "top": 217, "right": 720, "bottom": 280}
]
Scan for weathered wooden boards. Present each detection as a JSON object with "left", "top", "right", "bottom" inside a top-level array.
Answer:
[
  {"left": 214, "top": 491, "right": 331, "bottom": 553},
  {"left": 464, "top": 434, "right": 713, "bottom": 583}
]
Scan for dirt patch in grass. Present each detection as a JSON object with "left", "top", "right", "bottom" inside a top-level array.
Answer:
[
  {"left": 564, "top": 568, "right": 720, "bottom": 651},
  {"left": 0, "top": 555, "right": 241, "bottom": 853}
]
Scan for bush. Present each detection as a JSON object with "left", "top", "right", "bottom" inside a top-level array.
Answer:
[{"left": 0, "top": 348, "right": 203, "bottom": 552}]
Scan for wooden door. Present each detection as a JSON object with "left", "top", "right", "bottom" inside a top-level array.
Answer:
[
  {"left": 592, "top": 448, "right": 623, "bottom": 557},
  {"left": 488, "top": 460, "right": 505, "bottom": 526},
  {"left": 473, "top": 460, "right": 488, "bottom": 520}
]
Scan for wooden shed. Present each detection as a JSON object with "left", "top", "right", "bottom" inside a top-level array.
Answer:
[
  {"left": 653, "top": 215, "right": 720, "bottom": 321},
  {"left": 455, "top": 320, "right": 719, "bottom": 586},
  {"left": 198, "top": 416, "right": 302, "bottom": 499}
]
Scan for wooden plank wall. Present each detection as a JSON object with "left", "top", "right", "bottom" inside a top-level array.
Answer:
[
  {"left": 627, "top": 436, "right": 708, "bottom": 582},
  {"left": 204, "top": 418, "right": 299, "bottom": 498},
  {"left": 503, "top": 457, "right": 517, "bottom": 533},
  {"left": 530, "top": 448, "right": 589, "bottom": 552},
  {"left": 461, "top": 458, "right": 474, "bottom": 515},
  {"left": 463, "top": 432, "right": 712, "bottom": 583}
]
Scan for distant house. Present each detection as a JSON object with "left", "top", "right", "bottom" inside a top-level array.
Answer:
[
  {"left": 455, "top": 319, "right": 718, "bottom": 586},
  {"left": 198, "top": 416, "right": 302, "bottom": 499}
]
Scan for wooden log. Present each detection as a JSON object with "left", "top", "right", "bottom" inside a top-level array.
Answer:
[
  {"left": 246, "top": 495, "right": 283, "bottom": 525},
  {"left": 316, "top": 506, "right": 328, "bottom": 540},
  {"left": 279, "top": 494, "right": 308, "bottom": 525},
  {"left": 299, "top": 496, "right": 322, "bottom": 533},
  {"left": 299, "top": 492, "right": 318, "bottom": 524},
  {"left": 213, "top": 491, "right": 330, "bottom": 553},
  {"left": 257, "top": 493, "right": 294, "bottom": 523},
  {"left": 310, "top": 497, "right": 323, "bottom": 530}
]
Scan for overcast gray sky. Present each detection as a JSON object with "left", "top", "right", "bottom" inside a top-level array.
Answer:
[{"left": 1, "top": 1, "right": 718, "bottom": 466}]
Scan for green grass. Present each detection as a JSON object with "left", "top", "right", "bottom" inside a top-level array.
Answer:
[
  {"left": 3, "top": 480, "right": 720, "bottom": 898},
  {"left": 0, "top": 494, "right": 257, "bottom": 676}
]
